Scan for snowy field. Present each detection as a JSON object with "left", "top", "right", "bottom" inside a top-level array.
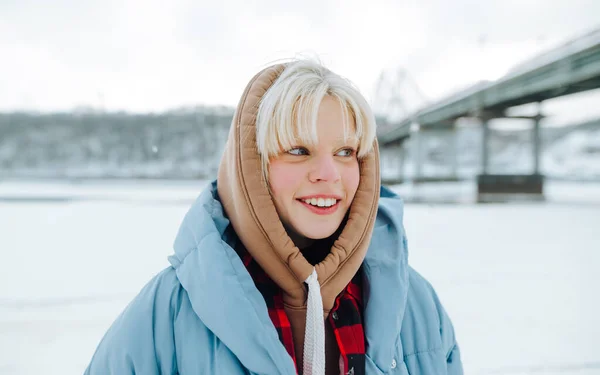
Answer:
[{"left": 0, "top": 179, "right": 599, "bottom": 375}]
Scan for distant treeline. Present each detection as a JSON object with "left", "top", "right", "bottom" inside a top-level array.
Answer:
[
  {"left": 1, "top": 108, "right": 599, "bottom": 180},
  {"left": 0, "top": 107, "right": 234, "bottom": 179}
]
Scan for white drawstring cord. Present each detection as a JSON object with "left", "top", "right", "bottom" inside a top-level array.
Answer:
[{"left": 303, "top": 268, "right": 325, "bottom": 375}]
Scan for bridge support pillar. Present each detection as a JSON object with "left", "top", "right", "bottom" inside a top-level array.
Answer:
[
  {"left": 533, "top": 113, "right": 542, "bottom": 175},
  {"left": 481, "top": 118, "right": 490, "bottom": 175},
  {"left": 450, "top": 126, "right": 458, "bottom": 178},
  {"left": 476, "top": 109, "right": 545, "bottom": 203},
  {"left": 412, "top": 127, "right": 423, "bottom": 182}
]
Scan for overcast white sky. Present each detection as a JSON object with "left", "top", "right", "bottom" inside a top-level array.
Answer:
[{"left": 1, "top": 0, "right": 599, "bottom": 116}]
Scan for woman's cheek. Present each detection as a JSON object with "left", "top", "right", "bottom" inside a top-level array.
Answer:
[
  {"left": 268, "top": 161, "right": 302, "bottom": 194},
  {"left": 342, "top": 162, "right": 360, "bottom": 198}
]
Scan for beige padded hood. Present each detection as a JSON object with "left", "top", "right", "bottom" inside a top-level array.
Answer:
[{"left": 217, "top": 63, "right": 380, "bottom": 312}]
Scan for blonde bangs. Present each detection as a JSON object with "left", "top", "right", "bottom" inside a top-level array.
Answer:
[{"left": 256, "top": 59, "right": 377, "bottom": 176}]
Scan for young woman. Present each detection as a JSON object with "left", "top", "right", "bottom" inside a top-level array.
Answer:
[{"left": 85, "top": 60, "right": 463, "bottom": 375}]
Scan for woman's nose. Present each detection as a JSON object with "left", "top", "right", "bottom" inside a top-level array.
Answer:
[{"left": 308, "top": 155, "right": 340, "bottom": 182}]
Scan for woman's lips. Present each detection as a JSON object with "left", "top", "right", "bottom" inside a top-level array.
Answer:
[{"left": 297, "top": 199, "right": 340, "bottom": 215}]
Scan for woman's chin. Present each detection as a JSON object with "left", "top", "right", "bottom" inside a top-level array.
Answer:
[{"left": 297, "top": 226, "right": 338, "bottom": 241}]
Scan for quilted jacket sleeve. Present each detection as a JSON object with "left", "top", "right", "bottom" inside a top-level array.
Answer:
[
  {"left": 84, "top": 268, "right": 181, "bottom": 375},
  {"left": 436, "top": 287, "right": 463, "bottom": 375}
]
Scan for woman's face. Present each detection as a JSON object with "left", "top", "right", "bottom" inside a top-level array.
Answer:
[{"left": 268, "top": 96, "right": 360, "bottom": 244}]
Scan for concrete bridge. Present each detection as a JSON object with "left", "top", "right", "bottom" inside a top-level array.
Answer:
[{"left": 377, "top": 27, "right": 600, "bottom": 201}]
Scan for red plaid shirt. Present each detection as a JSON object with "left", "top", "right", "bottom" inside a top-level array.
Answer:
[{"left": 231, "top": 230, "right": 366, "bottom": 375}]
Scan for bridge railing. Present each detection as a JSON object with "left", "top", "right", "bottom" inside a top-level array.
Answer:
[{"left": 504, "top": 27, "right": 600, "bottom": 80}]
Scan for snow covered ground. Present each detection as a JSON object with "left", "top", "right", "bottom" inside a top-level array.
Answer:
[{"left": 0, "top": 179, "right": 599, "bottom": 374}]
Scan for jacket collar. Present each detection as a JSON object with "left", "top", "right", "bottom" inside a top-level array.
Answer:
[{"left": 168, "top": 182, "right": 409, "bottom": 374}]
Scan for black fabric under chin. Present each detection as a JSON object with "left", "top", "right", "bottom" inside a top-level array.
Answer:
[{"left": 300, "top": 215, "right": 348, "bottom": 266}]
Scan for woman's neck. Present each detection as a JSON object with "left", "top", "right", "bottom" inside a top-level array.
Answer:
[
  {"left": 283, "top": 215, "right": 348, "bottom": 265},
  {"left": 287, "top": 230, "right": 315, "bottom": 250}
]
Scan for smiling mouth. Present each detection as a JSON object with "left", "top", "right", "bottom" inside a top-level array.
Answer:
[
  {"left": 296, "top": 198, "right": 341, "bottom": 215},
  {"left": 298, "top": 197, "right": 339, "bottom": 208}
]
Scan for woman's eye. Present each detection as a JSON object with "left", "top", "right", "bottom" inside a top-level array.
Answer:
[
  {"left": 287, "top": 147, "right": 309, "bottom": 156},
  {"left": 336, "top": 148, "right": 355, "bottom": 157}
]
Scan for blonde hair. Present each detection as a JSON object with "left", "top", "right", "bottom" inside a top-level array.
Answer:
[{"left": 256, "top": 59, "right": 376, "bottom": 180}]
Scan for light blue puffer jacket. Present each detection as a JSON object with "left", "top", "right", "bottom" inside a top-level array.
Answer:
[{"left": 84, "top": 181, "right": 463, "bottom": 374}]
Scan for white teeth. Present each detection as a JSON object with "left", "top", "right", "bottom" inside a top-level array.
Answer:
[{"left": 303, "top": 198, "right": 338, "bottom": 207}]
